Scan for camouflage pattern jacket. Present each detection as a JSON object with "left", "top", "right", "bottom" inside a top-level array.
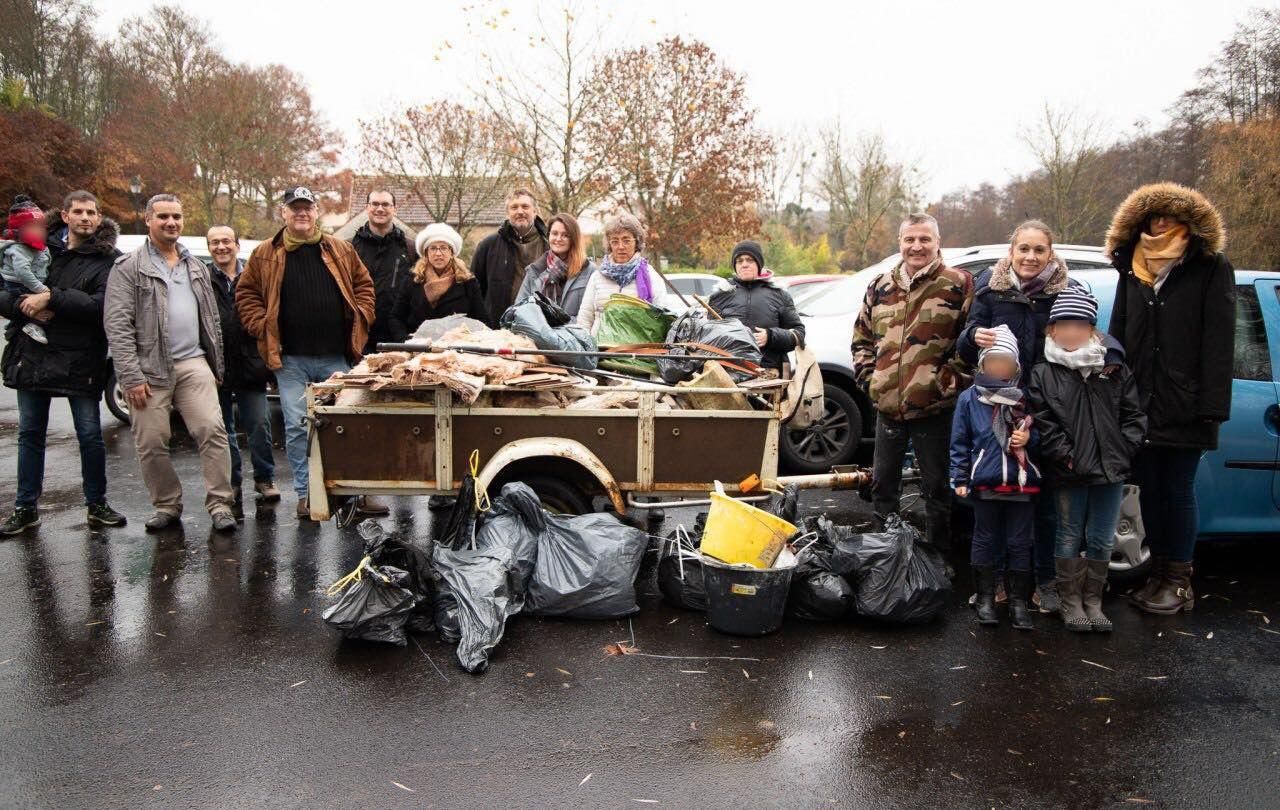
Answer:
[{"left": 851, "top": 258, "right": 974, "bottom": 420}]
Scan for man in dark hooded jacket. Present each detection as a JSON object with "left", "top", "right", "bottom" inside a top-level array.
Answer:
[
  {"left": 0, "top": 190, "right": 127, "bottom": 534},
  {"left": 708, "top": 240, "right": 805, "bottom": 370},
  {"left": 350, "top": 189, "right": 417, "bottom": 352},
  {"left": 471, "top": 188, "right": 548, "bottom": 326}
]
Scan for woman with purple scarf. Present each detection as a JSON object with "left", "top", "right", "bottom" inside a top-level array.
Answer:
[{"left": 576, "top": 212, "right": 670, "bottom": 336}]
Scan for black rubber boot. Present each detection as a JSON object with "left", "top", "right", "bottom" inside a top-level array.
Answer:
[
  {"left": 1008, "top": 570, "right": 1035, "bottom": 631},
  {"left": 973, "top": 565, "right": 999, "bottom": 626}
]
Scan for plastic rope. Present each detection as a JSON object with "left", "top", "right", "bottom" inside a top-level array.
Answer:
[{"left": 469, "top": 449, "right": 491, "bottom": 513}]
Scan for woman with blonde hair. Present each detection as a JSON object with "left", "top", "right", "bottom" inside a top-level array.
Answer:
[
  {"left": 515, "top": 212, "right": 596, "bottom": 317},
  {"left": 388, "top": 223, "right": 486, "bottom": 340}
]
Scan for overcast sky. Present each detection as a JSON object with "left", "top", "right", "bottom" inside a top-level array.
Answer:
[{"left": 99, "top": 0, "right": 1258, "bottom": 200}]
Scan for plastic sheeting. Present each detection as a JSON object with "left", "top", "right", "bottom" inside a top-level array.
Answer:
[{"left": 500, "top": 297, "right": 598, "bottom": 370}]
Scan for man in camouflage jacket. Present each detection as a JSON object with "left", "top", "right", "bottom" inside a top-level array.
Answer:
[{"left": 852, "top": 213, "right": 973, "bottom": 552}]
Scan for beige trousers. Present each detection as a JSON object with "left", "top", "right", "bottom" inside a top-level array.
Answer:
[{"left": 131, "top": 357, "right": 234, "bottom": 516}]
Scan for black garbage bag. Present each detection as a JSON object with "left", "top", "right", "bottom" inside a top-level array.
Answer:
[
  {"left": 322, "top": 560, "right": 418, "bottom": 646},
  {"left": 438, "top": 474, "right": 479, "bottom": 550},
  {"left": 431, "top": 545, "right": 517, "bottom": 673},
  {"left": 359, "top": 519, "right": 436, "bottom": 633},
  {"left": 766, "top": 484, "right": 800, "bottom": 525},
  {"left": 475, "top": 483, "right": 543, "bottom": 612},
  {"left": 657, "top": 526, "right": 706, "bottom": 611},
  {"left": 657, "top": 309, "right": 763, "bottom": 384},
  {"left": 526, "top": 512, "right": 649, "bottom": 619},
  {"left": 795, "top": 515, "right": 862, "bottom": 577},
  {"left": 500, "top": 295, "right": 598, "bottom": 370},
  {"left": 846, "top": 514, "right": 951, "bottom": 624},
  {"left": 788, "top": 571, "right": 855, "bottom": 620}
]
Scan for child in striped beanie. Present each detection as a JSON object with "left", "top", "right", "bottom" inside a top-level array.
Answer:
[
  {"left": 1029, "top": 288, "right": 1146, "bottom": 634},
  {"left": 949, "top": 323, "right": 1041, "bottom": 630}
]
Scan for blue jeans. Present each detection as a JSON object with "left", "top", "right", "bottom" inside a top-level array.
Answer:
[
  {"left": 1032, "top": 482, "right": 1059, "bottom": 585},
  {"left": 970, "top": 498, "right": 1034, "bottom": 571},
  {"left": 218, "top": 388, "right": 274, "bottom": 490},
  {"left": 1133, "top": 447, "right": 1202, "bottom": 563},
  {"left": 1054, "top": 483, "right": 1125, "bottom": 562},
  {"left": 275, "top": 354, "right": 349, "bottom": 498},
  {"left": 16, "top": 390, "right": 107, "bottom": 509}
]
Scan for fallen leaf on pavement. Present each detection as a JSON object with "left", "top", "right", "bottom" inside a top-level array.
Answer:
[
  {"left": 556, "top": 668, "right": 572, "bottom": 676},
  {"left": 1124, "top": 799, "right": 1155, "bottom": 805},
  {"left": 870, "top": 645, "right": 887, "bottom": 650},
  {"left": 949, "top": 665, "right": 967, "bottom": 670},
  {"left": 1092, "top": 696, "right": 1115, "bottom": 702},
  {"left": 1007, "top": 748, "right": 1023, "bottom": 756},
  {"left": 1172, "top": 630, "right": 1194, "bottom": 637},
  {"left": 742, "top": 669, "right": 750, "bottom": 679},
  {"left": 949, "top": 772, "right": 965, "bottom": 781},
  {"left": 1081, "top": 659, "right": 1115, "bottom": 672},
  {"left": 667, "top": 618, "right": 678, "bottom": 624},
  {"left": 808, "top": 670, "right": 813, "bottom": 680},
  {"left": 1205, "top": 632, "right": 1214, "bottom": 639},
  {"left": 288, "top": 680, "right": 306, "bottom": 688},
  {"left": 874, "top": 695, "right": 892, "bottom": 700},
  {"left": 391, "top": 782, "right": 414, "bottom": 793},
  {"left": 679, "top": 670, "right": 707, "bottom": 674},
  {"left": 951, "top": 701, "right": 965, "bottom": 706},
  {"left": 1145, "top": 675, "right": 1168, "bottom": 681},
  {"left": 579, "top": 774, "right": 592, "bottom": 786},
  {"left": 898, "top": 731, "right": 907, "bottom": 739}
]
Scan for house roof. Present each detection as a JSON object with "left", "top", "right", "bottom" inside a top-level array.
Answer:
[{"left": 348, "top": 175, "right": 508, "bottom": 228}]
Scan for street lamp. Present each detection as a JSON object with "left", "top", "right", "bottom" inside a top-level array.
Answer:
[{"left": 129, "top": 176, "right": 144, "bottom": 234}]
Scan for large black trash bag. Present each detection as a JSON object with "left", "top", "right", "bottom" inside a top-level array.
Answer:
[
  {"left": 526, "top": 512, "right": 649, "bottom": 619},
  {"left": 788, "top": 572, "right": 855, "bottom": 620},
  {"left": 847, "top": 514, "right": 952, "bottom": 624},
  {"left": 796, "top": 515, "right": 862, "bottom": 577},
  {"left": 785, "top": 515, "right": 855, "bottom": 620},
  {"left": 438, "top": 474, "right": 479, "bottom": 550},
  {"left": 657, "top": 309, "right": 763, "bottom": 384},
  {"left": 475, "top": 483, "right": 543, "bottom": 611},
  {"left": 359, "top": 519, "right": 435, "bottom": 633},
  {"left": 766, "top": 484, "right": 800, "bottom": 525},
  {"left": 322, "top": 560, "right": 418, "bottom": 646},
  {"left": 657, "top": 526, "right": 706, "bottom": 611},
  {"left": 431, "top": 544, "right": 517, "bottom": 673},
  {"left": 500, "top": 295, "right": 598, "bottom": 370}
]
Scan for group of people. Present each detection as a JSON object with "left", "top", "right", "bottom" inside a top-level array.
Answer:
[
  {"left": 853, "top": 183, "right": 1235, "bottom": 630},
  {"left": 0, "top": 178, "right": 1236, "bottom": 634}
]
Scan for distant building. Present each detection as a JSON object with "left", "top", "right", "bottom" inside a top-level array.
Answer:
[{"left": 333, "top": 175, "right": 509, "bottom": 247}]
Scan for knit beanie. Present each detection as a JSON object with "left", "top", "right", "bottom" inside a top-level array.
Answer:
[
  {"left": 731, "top": 240, "right": 765, "bottom": 274},
  {"left": 416, "top": 222, "right": 463, "bottom": 258},
  {"left": 1049, "top": 287, "right": 1099, "bottom": 325},
  {"left": 5, "top": 195, "right": 44, "bottom": 235},
  {"left": 978, "top": 323, "right": 1021, "bottom": 375}
]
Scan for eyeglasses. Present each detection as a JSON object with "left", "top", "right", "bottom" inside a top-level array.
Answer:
[
  {"left": 426, "top": 244, "right": 452, "bottom": 254},
  {"left": 368, "top": 202, "right": 393, "bottom": 209}
]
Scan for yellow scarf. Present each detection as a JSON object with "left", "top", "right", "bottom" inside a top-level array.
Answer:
[
  {"left": 1131, "top": 224, "right": 1189, "bottom": 287},
  {"left": 282, "top": 227, "right": 323, "bottom": 252}
]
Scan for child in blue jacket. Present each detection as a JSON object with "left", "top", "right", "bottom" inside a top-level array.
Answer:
[{"left": 950, "top": 324, "right": 1042, "bottom": 629}]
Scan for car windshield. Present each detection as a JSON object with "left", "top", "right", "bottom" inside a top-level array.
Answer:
[{"left": 794, "top": 278, "right": 862, "bottom": 317}]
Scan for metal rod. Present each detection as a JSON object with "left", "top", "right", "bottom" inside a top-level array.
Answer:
[{"left": 373, "top": 341, "right": 760, "bottom": 366}]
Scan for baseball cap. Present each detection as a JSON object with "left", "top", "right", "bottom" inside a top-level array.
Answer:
[{"left": 282, "top": 186, "right": 318, "bottom": 205}]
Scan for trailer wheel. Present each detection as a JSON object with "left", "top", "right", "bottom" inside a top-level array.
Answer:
[{"left": 508, "top": 474, "right": 595, "bottom": 516}]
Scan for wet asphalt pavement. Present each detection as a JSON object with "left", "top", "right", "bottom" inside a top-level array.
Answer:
[{"left": 0, "top": 387, "right": 1278, "bottom": 810}]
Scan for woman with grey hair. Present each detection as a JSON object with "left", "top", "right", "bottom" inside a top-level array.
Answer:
[{"left": 576, "top": 212, "right": 670, "bottom": 335}]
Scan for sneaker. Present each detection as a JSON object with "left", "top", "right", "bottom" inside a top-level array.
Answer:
[
  {"left": 144, "top": 511, "right": 181, "bottom": 532},
  {"left": 254, "top": 480, "right": 282, "bottom": 503},
  {"left": 0, "top": 507, "right": 40, "bottom": 536},
  {"left": 87, "top": 502, "right": 127, "bottom": 527},
  {"left": 21, "top": 322, "right": 48, "bottom": 344},
  {"left": 211, "top": 511, "right": 237, "bottom": 532}
]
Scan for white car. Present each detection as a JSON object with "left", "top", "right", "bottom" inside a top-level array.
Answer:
[
  {"left": 114, "top": 234, "right": 260, "bottom": 264},
  {"left": 779, "top": 245, "right": 1114, "bottom": 474}
]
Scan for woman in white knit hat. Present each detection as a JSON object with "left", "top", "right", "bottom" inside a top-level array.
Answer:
[{"left": 388, "top": 222, "right": 486, "bottom": 340}]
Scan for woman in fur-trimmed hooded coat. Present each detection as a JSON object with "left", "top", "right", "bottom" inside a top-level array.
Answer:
[{"left": 1106, "top": 182, "right": 1235, "bottom": 615}]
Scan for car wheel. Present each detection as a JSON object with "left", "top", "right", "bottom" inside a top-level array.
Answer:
[
  {"left": 1108, "top": 484, "right": 1153, "bottom": 583},
  {"left": 779, "top": 384, "right": 862, "bottom": 474},
  {"left": 504, "top": 474, "right": 594, "bottom": 516},
  {"left": 103, "top": 369, "right": 131, "bottom": 426}
]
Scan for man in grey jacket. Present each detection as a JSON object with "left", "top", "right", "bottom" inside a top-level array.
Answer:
[{"left": 104, "top": 194, "right": 235, "bottom": 532}]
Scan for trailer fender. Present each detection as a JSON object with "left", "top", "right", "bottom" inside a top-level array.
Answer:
[{"left": 476, "top": 438, "right": 626, "bottom": 513}]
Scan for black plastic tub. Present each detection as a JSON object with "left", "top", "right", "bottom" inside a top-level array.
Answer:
[{"left": 701, "top": 556, "right": 794, "bottom": 636}]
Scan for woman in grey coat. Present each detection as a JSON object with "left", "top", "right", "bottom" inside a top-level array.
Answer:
[{"left": 515, "top": 212, "right": 595, "bottom": 317}]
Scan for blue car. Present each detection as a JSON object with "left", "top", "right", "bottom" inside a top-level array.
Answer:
[{"left": 1074, "top": 268, "right": 1280, "bottom": 576}]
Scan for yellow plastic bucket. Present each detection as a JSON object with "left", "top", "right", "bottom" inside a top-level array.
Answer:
[{"left": 701, "top": 491, "right": 797, "bottom": 569}]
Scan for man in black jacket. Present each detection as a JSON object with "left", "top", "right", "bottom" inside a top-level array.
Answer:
[
  {"left": 350, "top": 188, "right": 416, "bottom": 352},
  {"left": 0, "top": 190, "right": 126, "bottom": 535},
  {"left": 208, "top": 225, "right": 279, "bottom": 516},
  {"left": 471, "top": 188, "right": 548, "bottom": 326}
]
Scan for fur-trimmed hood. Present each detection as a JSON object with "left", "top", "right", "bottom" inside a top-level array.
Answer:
[
  {"left": 1104, "top": 183, "right": 1225, "bottom": 258},
  {"left": 71, "top": 218, "right": 120, "bottom": 256},
  {"left": 985, "top": 255, "right": 1071, "bottom": 295}
]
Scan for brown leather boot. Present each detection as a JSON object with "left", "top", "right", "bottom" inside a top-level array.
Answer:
[
  {"left": 1056, "top": 558, "right": 1090, "bottom": 632},
  {"left": 1129, "top": 556, "right": 1166, "bottom": 606},
  {"left": 1082, "top": 559, "right": 1113, "bottom": 632},
  {"left": 1135, "top": 560, "right": 1194, "bottom": 615}
]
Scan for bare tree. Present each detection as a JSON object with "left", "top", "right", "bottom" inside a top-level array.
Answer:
[
  {"left": 815, "top": 125, "right": 919, "bottom": 269},
  {"left": 1017, "top": 104, "right": 1108, "bottom": 243},
  {"left": 360, "top": 100, "right": 515, "bottom": 240},
  {"left": 760, "top": 128, "right": 816, "bottom": 220},
  {"left": 464, "top": 2, "right": 622, "bottom": 216}
]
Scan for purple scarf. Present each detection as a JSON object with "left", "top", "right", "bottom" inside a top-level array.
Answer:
[{"left": 599, "top": 254, "right": 654, "bottom": 303}]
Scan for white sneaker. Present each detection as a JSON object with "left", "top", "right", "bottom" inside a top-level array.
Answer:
[{"left": 22, "top": 322, "right": 47, "bottom": 344}]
